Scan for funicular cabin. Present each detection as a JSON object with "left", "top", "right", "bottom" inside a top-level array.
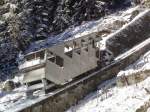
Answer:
[
  {"left": 19, "top": 50, "right": 47, "bottom": 84},
  {"left": 19, "top": 33, "right": 102, "bottom": 87}
]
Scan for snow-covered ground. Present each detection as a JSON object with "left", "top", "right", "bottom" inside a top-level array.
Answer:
[
  {"left": 0, "top": 5, "right": 147, "bottom": 112},
  {"left": 67, "top": 50, "right": 150, "bottom": 112},
  {"left": 118, "top": 50, "right": 150, "bottom": 77},
  {"left": 0, "top": 86, "right": 27, "bottom": 111},
  {"left": 67, "top": 78, "right": 150, "bottom": 112}
]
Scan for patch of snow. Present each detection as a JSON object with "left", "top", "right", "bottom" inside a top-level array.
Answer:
[
  {"left": 67, "top": 76, "right": 150, "bottom": 112},
  {"left": 0, "top": 86, "right": 27, "bottom": 111},
  {"left": 118, "top": 50, "right": 150, "bottom": 77}
]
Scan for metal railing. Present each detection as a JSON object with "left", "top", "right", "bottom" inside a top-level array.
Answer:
[{"left": 19, "top": 58, "right": 46, "bottom": 70}]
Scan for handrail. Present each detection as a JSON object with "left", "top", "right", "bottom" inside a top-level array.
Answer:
[{"left": 19, "top": 59, "right": 46, "bottom": 70}]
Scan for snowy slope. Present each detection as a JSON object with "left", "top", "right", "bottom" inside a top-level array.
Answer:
[{"left": 0, "top": 5, "right": 146, "bottom": 112}]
